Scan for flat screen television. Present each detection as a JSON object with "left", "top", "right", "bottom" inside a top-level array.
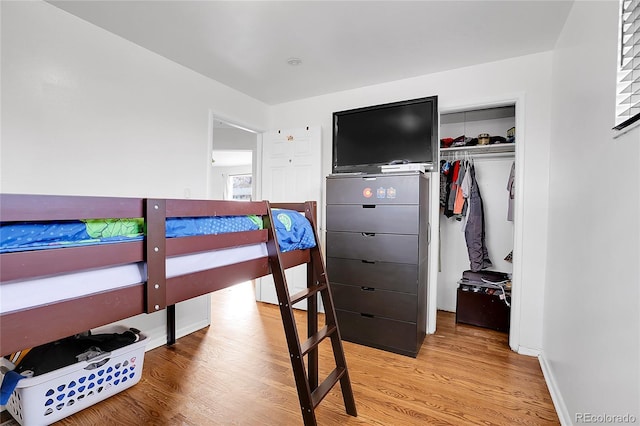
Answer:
[{"left": 332, "top": 96, "right": 438, "bottom": 174}]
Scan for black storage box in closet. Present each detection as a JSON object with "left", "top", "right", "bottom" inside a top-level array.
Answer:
[
  {"left": 325, "top": 172, "right": 429, "bottom": 357},
  {"left": 456, "top": 270, "right": 511, "bottom": 332},
  {"left": 456, "top": 287, "right": 510, "bottom": 332}
]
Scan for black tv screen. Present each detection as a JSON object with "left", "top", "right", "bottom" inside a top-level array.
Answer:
[{"left": 332, "top": 96, "right": 438, "bottom": 174}]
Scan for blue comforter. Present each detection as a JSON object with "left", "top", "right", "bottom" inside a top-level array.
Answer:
[{"left": 0, "top": 209, "right": 315, "bottom": 254}]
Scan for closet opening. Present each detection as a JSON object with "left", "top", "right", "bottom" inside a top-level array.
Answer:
[{"left": 436, "top": 104, "right": 517, "bottom": 341}]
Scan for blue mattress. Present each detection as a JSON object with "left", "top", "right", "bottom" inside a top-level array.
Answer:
[{"left": 0, "top": 209, "right": 315, "bottom": 254}]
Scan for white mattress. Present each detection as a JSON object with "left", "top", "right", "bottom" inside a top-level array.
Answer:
[{"left": 0, "top": 243, "right": 268, "bottom": 314}]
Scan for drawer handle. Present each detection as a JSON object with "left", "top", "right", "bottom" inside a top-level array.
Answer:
[
  {"left": 363, "top": 177, "right": 377, "bottom": 181},
  {"left": 361, "top": 260, "right": 376, "bottom": 264},
  {"left": 361, "top": 232, "right": 375, "bottom": 237},
  {"left": 362, "top": 204, "right": 376, "bottom": 208},
  {"left": 361, "top": 287, "right": 375, "bottom": 291},
  {"left": 360, "top": 313, "right": 375, "bottom": 318}
]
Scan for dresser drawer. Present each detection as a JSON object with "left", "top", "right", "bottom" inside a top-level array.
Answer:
[
  {"left": 327, "top": 257, "right": 417, "bottom": 294},
  {"left": 336, "top": 309, "right": 422, "bottom": 357},
  {"left": 331, "top": 283, "right": 417, "bottom": 323},
  {"left": 326, "top": 204, "right": 419, "bottom": 234},
  {"left": 326, "top": 174, "right": 421, "bottom": 205},
  {"left": 326, "top": 231, "right": 418, "bottom": 264}
]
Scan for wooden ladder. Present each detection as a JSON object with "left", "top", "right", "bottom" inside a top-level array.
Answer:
[{"left": 266, "top": 202, "right": 357, "bottom": 426}]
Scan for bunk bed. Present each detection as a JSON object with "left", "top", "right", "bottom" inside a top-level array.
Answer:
[{"left": 0, "top": 194, "right": 317, "bottom": 357}]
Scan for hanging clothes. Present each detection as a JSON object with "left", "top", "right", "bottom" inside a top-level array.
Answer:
[
  {"left": 442, "top": 160, "right": 457, "bottom": 218},
  {"left": 453, "top": 162, "right": 467, "bottom": 215},
  {"left": 446, "top": 160, "right": 461, "bottom": 216},
  {"left": 464, "top": 164, "right": 492, "bottom": 272},
  {"left": 507, "top": 161, "right": 515, "bottom": 222},
  {"left": 439, "top": 160, "right": 449, "bottom": 208},
  {"left": 441, "top": 159, "right": 470, "bottom": 220},
  {"left": 459, "top": 161, "right": 472, "bottom": 232}
]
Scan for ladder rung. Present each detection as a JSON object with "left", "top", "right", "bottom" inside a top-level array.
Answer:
[
  {"left": 300, "top": 324, "right": 336, "bottom": 356},
  {"left": 311, "top": 367, "right": 346, "bottom": 408},
  {"left": 290, "top": 283, "right": 327, "bottom": 305}
]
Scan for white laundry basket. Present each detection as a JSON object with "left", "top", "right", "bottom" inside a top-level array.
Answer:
[{"left": 5, "top": 326, "right": 147, "bottom": 426}]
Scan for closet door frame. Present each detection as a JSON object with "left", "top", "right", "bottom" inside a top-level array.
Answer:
[{"left": 430, "top": 94, "right": 525, "bottom": 354}]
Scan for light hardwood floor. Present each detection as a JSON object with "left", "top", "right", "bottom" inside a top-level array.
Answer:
[{"left": 16, "top": 281, "right": 558, "bottom": 425}]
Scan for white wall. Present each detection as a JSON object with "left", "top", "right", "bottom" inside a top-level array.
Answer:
[
  {"left": 1, "top": 1, "right": 268, "bottom": 198},
  {"left": 269, "top": 52, "right": 553, "bottom": 353},
  {"left": 1, "top": 1, "right": 269, "bottom": 349},
  {"left": 542, "top": 1, "right": 640, "bottom": 423}
]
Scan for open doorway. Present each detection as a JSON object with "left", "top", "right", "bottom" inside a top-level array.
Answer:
[
  {"left": 209, "top": 118, "right": 258, "bottom": 201},
  {"left": 208, "top": 116, "right": 260, "bottom": 310}
]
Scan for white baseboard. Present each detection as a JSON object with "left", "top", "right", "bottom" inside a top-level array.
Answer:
[
  {"left": 176, "top": 320, "right": 211, "bottom": 343},
  {"left": 539, "top": 353, "right": 571, "bottom": 425},
  {"left": 144, "top": 319, "right": 211, "bottom": 352},
  {"left": 517, "top": 345, "right": 541, "bottom": 357}
]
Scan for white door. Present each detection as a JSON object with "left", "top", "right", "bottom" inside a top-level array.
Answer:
[{"left": 257, "top": 126, "right": 322, "bottom": 309}]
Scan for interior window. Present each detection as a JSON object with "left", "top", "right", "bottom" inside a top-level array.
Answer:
[{"left": 227, "top": 174, "right": 252, "bottom": 201}]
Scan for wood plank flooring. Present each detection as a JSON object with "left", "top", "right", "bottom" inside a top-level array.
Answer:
[{"left": 9, "top": 282, "right": 559, "bottom": 425}]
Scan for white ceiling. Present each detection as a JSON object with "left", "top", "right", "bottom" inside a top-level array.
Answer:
[{"left": 49, "top": 0, "right": 574, "bottom": 105}]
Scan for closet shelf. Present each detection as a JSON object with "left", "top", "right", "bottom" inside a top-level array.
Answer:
[{"left": 440, "top": 143, "right": 515, "bottom": 157}]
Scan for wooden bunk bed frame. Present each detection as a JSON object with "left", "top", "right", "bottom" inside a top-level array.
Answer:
[{"left": 0, "top": 193, "right": 357, "bottom": 425}]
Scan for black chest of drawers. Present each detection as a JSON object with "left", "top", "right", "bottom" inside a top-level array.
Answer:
[{"left": 326, "top": 172, "right": 429, "bottom": 357}]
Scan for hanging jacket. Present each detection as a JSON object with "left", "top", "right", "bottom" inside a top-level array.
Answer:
[{"left": 464, "top": 165, "right": 492, "bottom": 271}]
